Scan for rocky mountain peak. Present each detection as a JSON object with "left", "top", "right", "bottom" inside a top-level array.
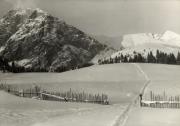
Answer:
[{"left": 0, "top": 8, "right": 107, "bottom": 72}]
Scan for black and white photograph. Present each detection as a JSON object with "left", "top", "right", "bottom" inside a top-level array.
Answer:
[{"left": 0, "top": 0, "right": 180, "bottom": 126}]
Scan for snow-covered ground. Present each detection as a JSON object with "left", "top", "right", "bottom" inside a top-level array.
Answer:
[
  {"left": 0, "top": 64, "right": 146, "bottom": 104},
  {"left": 139, "top": 63, "right": 180, "bottom": 98},
  {"left": 124, "top": 63, "right": 180, "bottom": 126},
  {"left": 124, "top": 107, "right": 180, "bottom": 126},
  {"left": 0, "top": 90, "right": 103, "bottom": 126},
  {"left": 0, "top": 89, "right": 130, "bottom": 126},
  {"left": 32, "top": 104, "right": 128, "bottom": 126},
  {"left": 0, "top": 63, "right": 180, "bottom": 126},
  {"left": 0, "top": 63, "right": 146, "bottom": 126}
]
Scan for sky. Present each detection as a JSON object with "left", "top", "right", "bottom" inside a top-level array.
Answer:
[{"left": 0, "top": 0, "right": 180, "bottom": 37}]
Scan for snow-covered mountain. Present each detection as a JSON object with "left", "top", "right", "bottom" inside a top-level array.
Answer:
[
  {"left": 110, "top": 31, "right": 180, "bottom": 59},
  {"left": 160, "top": 30, "right": 180, "bottom": 47},
  {"left": 0, "top": 8, "right": 108, "bottom": 71},
  {"left": 121, "top": 33, "right": 162, "bottom": 48}
]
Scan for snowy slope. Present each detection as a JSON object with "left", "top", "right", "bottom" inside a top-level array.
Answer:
[
  {"left": 1, "top": 64, "right": 180, "bottom": 126},
  {"left": 121, "top": 31, "right": 180, "bottom": 48},
  {"left": 125, "top": 64, "right": 180, "bottom": 126},
  {"left": 111, "top": 31, "right": 180, "bottom": 59},
  {"left": 111, "top": 43, "right": 180, "bottom": 59},
  {"left": 121, "top": 33, "right": 162, "bottom": 48},
  {"left": 161, "top": 30, "right": 180, "bottom": 47},
  {"left": 0, "top": 63, "right": 146, "bottom": 126},
  {"left": 91, "top": 47, "right": 117, "bottom": 63},
  {"left": 0, "top": 90, "right": 101, "bottom": 126}
]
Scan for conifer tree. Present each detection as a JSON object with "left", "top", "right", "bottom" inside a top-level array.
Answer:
[
  {"left": 147, "top": 51, "right": 156, "bottom": 63},
  {"left": 177, "top": 52, "right": 180, "bottom": 64},
  {"left": 156, "top": 50, "right": 160, "bottom": 63},
  {"left": 124, "top": 55, "right": 128, "bottom": 62}
]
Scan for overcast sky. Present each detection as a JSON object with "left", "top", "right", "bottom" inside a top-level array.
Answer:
[{"left": 0, "top": 0, "right": 180, "bottom": 36}]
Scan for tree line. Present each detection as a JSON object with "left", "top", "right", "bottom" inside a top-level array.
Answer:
[
  {"left": 0, "top": 56, "right": 48, "bottom": 73},
  {"left": 0, "top": 56, "right": 94, "bottom": 73},
  {"left": 98, "top": 50, "right": 180, "bottom": 65}
]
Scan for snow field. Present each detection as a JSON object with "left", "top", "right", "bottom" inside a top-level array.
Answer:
[
  {"left": 0, "top": 64, "right": 146, "bottom": 104},
  {"left": 124, "top": 107, "right": 180, "bottom": 126},
  {"left": 0, "top": 91, "right": 102, "bottom": 126},
  {"left": 139, "top": 64, "right": 180, "bottom": 98},
  {"left": 32, "top": 104, "right": 128, "bottom": 126},
  {"left": 0, "top": 63, "right": 146, "bottom": 126},
  {"left": 1, "top": 63, "right": 180, "bottom": 126},
  {"left": 124, "top": 64, "right": 180, "bottom": 126}
]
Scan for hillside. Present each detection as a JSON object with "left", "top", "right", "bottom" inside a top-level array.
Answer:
[
  {"left": 0, "top": 63, "right": 146, "bottom": 126},
  {"left": 0, "top": 63, "right": 146, "bottom": 103},
  {"left": 1, "top": 63, "right": 180, "bottom": 126},
  {"left": 111, "top": 43, "right": 180, "bottom": 59},
  {"left": 103, "top": 31, "right": 180, "bottom": 64},
  {"left": 0, "top": 8, "right": 107, "bottom": 72},
  {"left": 125, "top": 63, "right": 180, "bottom": 126}
]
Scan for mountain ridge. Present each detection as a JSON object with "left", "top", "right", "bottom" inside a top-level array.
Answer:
[
  {"left": 0, "top": 8, "right": 108, "bottom": 72},
  {"left": 121, "top": 31, "right": 180, "bottom": 48},
  {"left": 106, "top": 31, "right": 180, "bottom": 62}
]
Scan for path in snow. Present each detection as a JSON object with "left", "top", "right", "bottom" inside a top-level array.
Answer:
[
  {"left": 124, "top": 64, "right": 180, "bottom": 126},
  {"left": 132, "top": 63, "right": 150, "bottom": 81},
  {"left": 112, "top": 63, "right": 151, "bottom": 126},
  {"left": 132, "top": 63, "right": 151, "bottom": 95},
  {"left": 0, "top": 64, "right": 145, "bottom": 126}
]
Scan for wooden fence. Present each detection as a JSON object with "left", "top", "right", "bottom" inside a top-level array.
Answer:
[
  {"left": 0, "top": 83, "right": 41, "bottom": 98},
  {"left": 140, "top": 91, "right": 180, "bottom": 109},
  {"left": 0, "top": 83, "right": 109, "bottom": 105}
]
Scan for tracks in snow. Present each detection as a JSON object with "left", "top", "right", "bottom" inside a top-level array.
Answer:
[
  {"left": 132, "top": 63, "right": 150, "bottom": 81},
  {"left": 133, "top": 63, "right": 150, "bottom": 95},
  {"left": 112, "top": 63, "right": 151, "bottom": 126}
]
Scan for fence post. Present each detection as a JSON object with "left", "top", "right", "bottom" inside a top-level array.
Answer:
[{"left": 139, "top": 93, "right": 142, "bottom": 107}]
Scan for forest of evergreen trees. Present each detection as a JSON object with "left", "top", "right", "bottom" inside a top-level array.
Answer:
[
  {"left": 1, "top": 49, "right": 180, "bottom": 73},
  {"left": 98, "top": 50, "right": 180, "bottom": 65},
  {"left": 0, "top": 56, "right": 47, "bottom": 73},
  {"left": 0, "top": 56, "right": 94, "bottom": 73}
]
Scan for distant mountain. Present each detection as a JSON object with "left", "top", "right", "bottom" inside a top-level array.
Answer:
[
  {"left": 107, "top": 31, "right": 180, "bottom": 61},
  {"left": 92, "top": 35, "right": 123, "bottom": 50},
  {"left": 0, "top": 8, "right": 108, "bottom": 72},
  {"left": 91, "top": 47, "right": 117, "bottom": 63},
  {"left": 90, "top": 35, "right": 119, "bottom": 63},
  {"left": 121, "top": 31, "right": 180, "bottom": 48},
  {"left": 160, "top": 30, "right": 180, "bottom": 47},
  {"left": 121, "top": 33, "right": 162, "bottom": 48}
]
